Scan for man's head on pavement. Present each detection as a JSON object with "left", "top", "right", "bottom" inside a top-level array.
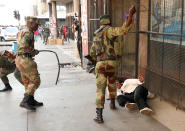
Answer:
[
  {"left": 26, "top": 16, "right": 39, "bottom": 31},
  {"left": 138, "top": 74, "right": 144, "bottom": 83},
  {"left": 100, "top": 14, "right": 111, "bottom": 25}
]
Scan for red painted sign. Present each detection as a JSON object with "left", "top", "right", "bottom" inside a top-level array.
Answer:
[{"left": 81, "top": 0, "right": 88, "bottom": 55}]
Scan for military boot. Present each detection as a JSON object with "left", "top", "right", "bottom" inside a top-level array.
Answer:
[
  {"left": 30, "top": 96, "right": 43, "bottom": 107},
  {"left": 0, "top": 83, "right": 12, "bottom": 92},
  {"left": 20, "top": 94, "right": 36, "bottom": 111},
  {"left": 110, "top": 98, "right": 116, "bottom": 110},
  {"left": 94, "top": 108, "right": 104, "bottom": 123}
]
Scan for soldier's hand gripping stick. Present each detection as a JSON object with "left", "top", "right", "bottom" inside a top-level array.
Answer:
[{"left": 84, "top": 55, "right": 96, "bottom": 73}]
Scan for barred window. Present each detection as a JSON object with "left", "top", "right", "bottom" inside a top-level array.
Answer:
[{"left": 146, "top": 0, "right": 185, "bottom": 110}]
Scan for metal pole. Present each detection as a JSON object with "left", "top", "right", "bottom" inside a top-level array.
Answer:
[
  {"left": 139, "top": 30, "right": 185, "bottom": 37},
  {"left": 178, "top": 0, "right": 184, "bottom": 107},
  {"left": 179, "top": 0, "right": 184, "bottom": 80},
  {"left": 103, "top": 0, "right": 106, "bottom": 14},
  {"left": 79, "top": 0, "right": 83, "bottom": 66},
  {"left": 135, "top": 0, "right": 140, "bottom": 78},
  {"left": 147, "top": 0, "right": 151, "bottom": 69}
]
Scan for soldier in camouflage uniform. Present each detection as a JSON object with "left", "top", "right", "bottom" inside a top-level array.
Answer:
[
  {"left": 15, "top": 16, "right": 43, "bottom": 111},
  {"left": 90, "top": 5, "right": 136, "bottom": 123},
  {"left": 0, "top": 50, "right": 22, "bottom": 92}
]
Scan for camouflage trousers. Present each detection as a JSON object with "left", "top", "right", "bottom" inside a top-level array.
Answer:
[
  {"left": 15, "top": 56, "right": 40, "bottom": 96},
  {"left": 14, "top": 68, "right": 23, "bottom": 85},
  {"left": 0, "top": 64, "right": 16, "bottom": 85},
  {"left": 95, "top": 60, "right": 118, "bottom": 108}
]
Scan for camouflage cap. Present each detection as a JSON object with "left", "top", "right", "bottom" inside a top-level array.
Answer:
[
  {"left": 25, "top": 16, "right": 39, "bottom": 24},
  {"left": 100, "top": 14, "right": 111, "bottom": 25}
]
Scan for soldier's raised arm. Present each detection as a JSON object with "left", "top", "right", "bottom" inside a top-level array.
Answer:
[{"left": 107, "top": 5, "right": 136, "bottom": 40}]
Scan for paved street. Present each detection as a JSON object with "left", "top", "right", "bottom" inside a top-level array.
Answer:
[{"left": 0, "top": 40, "right": 170, "bottom": 131}]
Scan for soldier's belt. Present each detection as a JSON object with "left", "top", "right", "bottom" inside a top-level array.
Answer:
[
  {"left": 97, "top": 58, "right": 116, "bottom": 62},
  {"left": 17, "top": 53, "right": 32, "bottom": 58}
]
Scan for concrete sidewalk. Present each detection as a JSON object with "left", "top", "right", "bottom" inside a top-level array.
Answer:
[{"left": 0, "top": 40, "right": 170, "bottom": 131}]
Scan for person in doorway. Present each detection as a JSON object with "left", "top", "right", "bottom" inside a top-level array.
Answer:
[
  {"left": 90, "top": 5, "right": 136, "bottom": 123},
  {"left": 117, "top": 75, "right": 154, "bottom": 115},
  {"left": 72, "top": 20, "right": 82, "bottom": 59},
  {"left": 16, "top": 16, "right": 43, "bottom": 111}
]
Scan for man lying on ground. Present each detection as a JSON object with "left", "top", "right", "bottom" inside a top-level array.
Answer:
[{"left": 117, "top": 75, "right": 155, "bottom": 115}]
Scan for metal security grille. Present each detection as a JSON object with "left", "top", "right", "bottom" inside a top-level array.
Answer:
[
  {"left": 87, "top": 0, "right": 112, "bottom": 51},
  {"left": 145, "top": 0, "right": 185, "bottom": 110},
  {"left": 111, "top": 0, "right": 137, "bottom": 79}
]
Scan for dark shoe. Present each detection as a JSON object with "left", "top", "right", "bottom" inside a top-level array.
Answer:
[
  {"left": 0, "top": 84, "right": 12, "bottom": 92},
  {"left": 140, "top": 107, "right": 153, "bottom": 115},
  {"left": 125, "top": 102, "right": 137, "bottom": 111},
  {"left": 110, "top": 98, "right": 116, "bottom": 110},
  {"left": 94, "top": 108, "right": 104, "bottom": 123},
  {"left": 30, "top": 96, "right": 43, "bottom": 107},
  {"left": 20, "top": 94, "right": 36, "bottom": 111}
]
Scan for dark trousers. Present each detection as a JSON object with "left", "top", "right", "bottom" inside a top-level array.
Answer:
[
  {"left": 77, "top": 39, "right": 82, "bottom": 59},
  {"left": 117, "top": 85, "right": 149, "bottom": 110}
]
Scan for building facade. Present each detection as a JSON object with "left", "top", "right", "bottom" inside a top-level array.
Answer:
[
  {"left": 33, "top": 0, "right": 66, "bottom": 38},
  {"left": 32, "top": 0, "right": 185, "bottom": 129},
  {"left": 75, "top": 0, "right": 185, "bottom": 111},
  {"left": 79, "top": 0, "right": 185, "bottom": 129}
]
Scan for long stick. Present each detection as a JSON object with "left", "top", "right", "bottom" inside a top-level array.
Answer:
[{"left": 39, "top": 50, "right": 60, "bottom": 85}]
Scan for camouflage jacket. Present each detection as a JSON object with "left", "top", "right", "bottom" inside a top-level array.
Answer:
[
  {"left": 90, "top": 22, "right": 133, "bottom": 62},
  {"left": 0, "top": 50, "right": 16, "bottom": 68},
  {"left": 16, "top": 27, "right": 38, "bottom": 56}
]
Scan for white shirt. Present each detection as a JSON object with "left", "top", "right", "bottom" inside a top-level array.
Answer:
[
  {"left": 120, "top": 79, "right": 142, "bottom": 94},
  {"left": 117, "top": 79, "right": 155, "bottom": 98}
]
